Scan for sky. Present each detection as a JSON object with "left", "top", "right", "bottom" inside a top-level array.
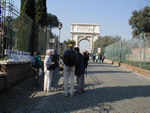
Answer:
[{"left": 14, "top": 0, "right": 148, "bottom": 51}]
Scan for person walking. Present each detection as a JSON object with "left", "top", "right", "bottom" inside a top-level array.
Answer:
[
  {"left": 63, "top": 44, "right": 76, "bottom": 97},
  {"left": 44, "top": 50, "right": 54, "bottom": 92},
  {"left": 74, "top": 47, "right": 85, "bottom": 93},
  {"left": 99, "top": 52, "right": 102, "bottom": 63},
  {"left": 102, "top": 53, "right": 105, "bottom": 63},
  {"left": 96, "top": 54, "right": 99, "bottom": 63},
  {"left": 31, "top": 52, "right": 42, "bottom": 89},
  {"left": 92, "top": 53, "right": 96, "bottom": 63}
]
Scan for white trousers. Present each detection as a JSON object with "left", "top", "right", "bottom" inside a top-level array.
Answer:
[
  {"left": 44, "top": 70, "right": 53, "bottom": 92},
  {"left": 63, "top": 65, "right": 75, "bottom": 95}
]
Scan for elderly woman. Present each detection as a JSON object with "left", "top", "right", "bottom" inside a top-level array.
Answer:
[{"left": 44, "top": 50, "right": 54, "bottom": 92}]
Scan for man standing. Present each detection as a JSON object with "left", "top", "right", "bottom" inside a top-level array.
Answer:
[
  {"left": 74, "top": 47, "right": 85, "bottom": 93},
  {"left": 31, "top": 52, "right": 42, "bottom": 89},
  {"left": 63, "top": 44, "right": 76, "bottom": 97}
]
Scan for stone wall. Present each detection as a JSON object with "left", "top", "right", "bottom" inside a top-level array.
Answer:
[
  {"left": 0, "top": 62, "right": 33, "bottom": 92},
  {"left": 126, "top": 48, "right": 150, "bottom": 61}
]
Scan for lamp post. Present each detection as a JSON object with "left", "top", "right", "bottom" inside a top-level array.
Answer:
[{"left": 58, "top": 22, "right": 62, "bottom": 51}]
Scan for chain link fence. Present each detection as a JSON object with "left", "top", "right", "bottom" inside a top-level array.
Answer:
[
  {"left": 0, "top": 0, "right": 49, "bottom": 58},
  {"left": 104, "top": 33, "right": 150, "bottom": 70}
]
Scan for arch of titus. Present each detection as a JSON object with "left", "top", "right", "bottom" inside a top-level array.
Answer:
[{"left": 70, "top": 23, "right": 100, "bottom": 53}]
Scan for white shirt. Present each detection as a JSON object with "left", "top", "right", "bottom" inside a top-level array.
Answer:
[{"left": 44, "top": 55, "right": 52, "bottom": 72}]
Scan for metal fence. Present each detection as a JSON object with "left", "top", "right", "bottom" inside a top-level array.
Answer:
[
  {"left": 0, "top": 0, "right": 49, "bottom": 58},
  {"left": 104, "top": 33, "right": 150, "bottom": 70}
]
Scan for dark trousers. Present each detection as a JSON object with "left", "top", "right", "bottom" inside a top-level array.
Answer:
[
  {"left": 76, "top": 75, "right": 84, "bottom": 91},
  {"left": 33, "top": 68, "right": 39, "bottom": 88},
  {"left": 51, "top": 66, "right": 60, "bottom": 88}
]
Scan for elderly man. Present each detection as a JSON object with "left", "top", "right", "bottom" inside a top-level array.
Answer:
[{"left": 44, "top": 50, "right": 54, "bottom": 92}]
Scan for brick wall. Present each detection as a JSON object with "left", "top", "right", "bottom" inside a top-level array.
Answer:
[{"left": 0, "top": 62, "right": 33, "bottom": 92}]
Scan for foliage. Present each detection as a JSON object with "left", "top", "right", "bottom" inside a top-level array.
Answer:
[
  {"left": 16, "top": 0, "right": 35, "bottom": 52},
  {"left": 35, "top": 0, "right": 47, "bottom": 27},
  {"left": 21, "top": 0, "right": 35, "bottom": 20},
  {"left": 47, "top": 13, "right": 59, "bottom": 50},
  {"left": 126, "top": 61, "right": 150, "bottom": 70},
  {"left": 94, "top": 35, "right": 121, "bottom": 53},
  {"left": 59, "top": 40, "right": 76, "bottom": 56},
  {"left": 17, "top": 0, "right": 48, "bottom": 54},
  {"left": 47, "top": 13, "right": 59, "bottom": 28},
  {"left": 59, "top": 43, "right": 67, "bottom": 56},
  {"left": 129, "top": 6, "right": 150, "bottom": 37},
  {"left": 64, "top": 40, "right": 76, "bottom": 47}
]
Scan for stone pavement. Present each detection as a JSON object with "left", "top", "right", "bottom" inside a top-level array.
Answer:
[{"left": 1, "top": 61, "right": 150, "bottom": 113}]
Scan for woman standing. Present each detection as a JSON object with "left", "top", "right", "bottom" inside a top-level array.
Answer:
[{"left": 44, "top": 50, "right": 54, "bottom": 92}]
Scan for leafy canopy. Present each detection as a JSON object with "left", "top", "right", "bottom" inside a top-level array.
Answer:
[
  {"left": 94, "top": 35, "right": 121, "bottom": 52},
  {"left": 47, "top": 13, "right": 59, "bottom": 28},
  {"left": 129, "top": 6, "right": 150, "bottom": 37}
]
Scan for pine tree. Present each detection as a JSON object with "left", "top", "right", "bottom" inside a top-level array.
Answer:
[
  {"left": 35, "top": 0, "right": 47, "bottom": 27},
  {"left": 16, "top": 0, "right": 35, "bottom": 53}
]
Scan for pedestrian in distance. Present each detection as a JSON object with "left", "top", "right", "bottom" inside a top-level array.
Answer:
[
  {"left": 96, "top": 54, "right": 99, "bottom": 63},
  {"left": 99, "top": 52, "right": 102, "bottom": 63},
  {"left": 31, "top": 52, "right": 42, "bottom": 89},
  {"left": 92, "top": 53, "right": 96, "bottom": 63},
  {"left": 63, "top": 44, "right": 76, "bottom": 97},
  {"left": 74, "top": 47, "right": 85, "bottom": 93},
  {"left": 102, "top": 53, "right": 105, "bottom": 63},
  {"left": 44, "top": 50, "right": 54, "bottom": 92}
]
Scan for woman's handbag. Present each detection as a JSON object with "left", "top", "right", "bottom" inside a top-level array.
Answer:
[{"left": 47, "top": 62, "right": 58, "bottom": 70}]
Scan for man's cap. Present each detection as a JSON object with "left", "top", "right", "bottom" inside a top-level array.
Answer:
[{"left": 68, "top": 44, "right": 73, "bottom": 47}]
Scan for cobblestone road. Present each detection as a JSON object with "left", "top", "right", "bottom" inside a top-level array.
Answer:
[{"left": 1, "top": 61, "right": 150, "bottom": 113}]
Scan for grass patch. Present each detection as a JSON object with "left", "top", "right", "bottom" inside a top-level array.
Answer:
[{"left": 125, "top": 61, "right": 150, "bottom": 70}]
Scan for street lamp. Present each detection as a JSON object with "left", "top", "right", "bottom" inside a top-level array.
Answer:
[{"left": 58, "top": 22, "right": 62, "bottom": 51}]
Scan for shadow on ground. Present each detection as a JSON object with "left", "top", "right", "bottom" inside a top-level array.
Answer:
[
  {"left": 1, "top": 75, "right": 150, "bottom": 113},
  {"left": 88, "top": 70, "right": 132, "bottom": 74},
  {"left": 30, "top": 85, "right": 150, "bottom": 113},
  {"left": 88, "top": 63, "right": 119, "bottom": 68}
]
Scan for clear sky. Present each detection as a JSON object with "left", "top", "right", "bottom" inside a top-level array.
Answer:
[{"left": 14, "top": 0, "right": 148, "bottom": 51}]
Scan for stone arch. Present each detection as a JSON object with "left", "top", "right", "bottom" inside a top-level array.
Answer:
[{"left": 70, "top": 23, "right": 100, "bottom": 53}]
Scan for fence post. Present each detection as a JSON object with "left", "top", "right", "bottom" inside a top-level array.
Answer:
[{"left": 143, "top": 32, "right": 146, "bottom": 67}]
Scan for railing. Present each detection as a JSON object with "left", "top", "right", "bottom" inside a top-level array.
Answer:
[
  {"left": 0, "top": 0, "right": 49, "bottom": 58},
  {"left": 104, "top": 33, "right": 150, "bottom": 70}
]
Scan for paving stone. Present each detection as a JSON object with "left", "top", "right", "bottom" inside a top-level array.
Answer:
[{"left": 1, "top": 61, "right": 150, "bottom": 112}]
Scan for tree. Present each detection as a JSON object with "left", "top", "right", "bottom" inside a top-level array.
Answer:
[
  {"left": 129, "top": 6, "right": 150, "bottom": 37},
  {"left": 35, "top": 0, "right": 47, "bottom": 27},
  {"left": 59, "top": 40, "right": 76, "bottom": 56},
  {"left": 47, "top": 13, "right": 59, "bottom": 44},
  {"left": 47, "top": 13, "right": 59, "bottom": 28},
  {"left": 94, "top": 35, "right": 121, "bottom": 53},
  {"left": 17, "top": 0, "right": 35, "bottom": 52},
  {"left": 21, "top": 0, "right": 35, "bottom": 20},
  {"left": 64, "top": 39, "right": 76, "bottom": 47},
  {"left": 17, "top": 0, "right": 47, "bottom": 54}
]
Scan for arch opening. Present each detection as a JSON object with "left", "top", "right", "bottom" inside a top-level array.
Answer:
[{"left": 79, "top": 40, "right": 90, "bottom": 53}]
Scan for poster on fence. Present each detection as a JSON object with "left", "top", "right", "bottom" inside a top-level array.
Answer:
[
  {"left": 97, "top": 48, "right": 101, "bottom": 53},
  {"left": 0, "top": 0, "right": 1, "bottom": 23}
]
